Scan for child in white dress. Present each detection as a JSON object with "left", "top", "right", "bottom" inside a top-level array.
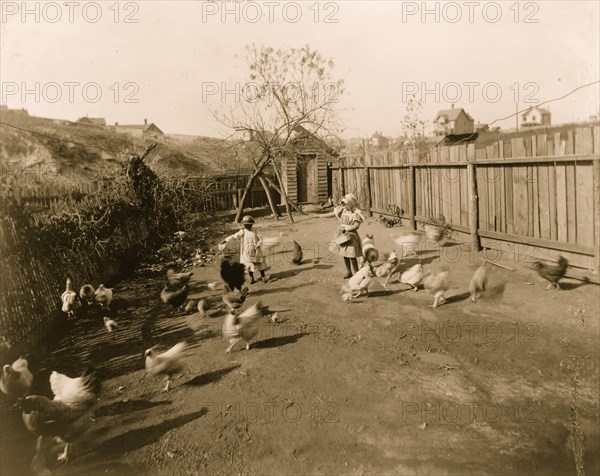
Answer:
[{"left": 221, "top": 215, "right": 269, "bottom": 284}]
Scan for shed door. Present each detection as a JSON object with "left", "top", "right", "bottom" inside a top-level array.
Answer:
[{"left": 296, "top": 154, "right": 318, "bottom": 203}]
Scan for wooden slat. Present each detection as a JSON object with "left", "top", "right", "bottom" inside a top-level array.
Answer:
[
  {"left": 555, "top": 164, "right": 568, "bottom": 242},
  {"left": 532, "top": 166, "right": 540, "bottom": 238},
  {"left": 513, "top": 166, "right": 529, "bottom": 236},
  {"left": 450, "top": 166, "right": 461, "bottom": 226},
  {"left": 565, "top": 161, "right": 577, "bottom": 242},
  {"left": 575, "top": 163, "right": 595, "bottom": 246},
  {"left": 477, "top": 167, "right": 489, "bottom": 231},
  {"left": 538, "top": 164, "right": 551, "bottom": 240},
  {"left": 549, "top": 161, "right": 558, "bottom": 240},
  {"left": 460, "top": 167, "right": 469, "bottom": 227}
]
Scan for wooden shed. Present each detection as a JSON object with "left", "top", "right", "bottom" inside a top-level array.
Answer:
[{"left": 281, "top": 126, "right": 338, "bottom": 204}]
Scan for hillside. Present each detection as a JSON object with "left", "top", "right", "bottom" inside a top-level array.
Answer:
[{"left": 0, "top": 110, "right": 254, "bottom": 187}]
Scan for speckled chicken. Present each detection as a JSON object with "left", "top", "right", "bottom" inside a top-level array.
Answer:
[
  {"left": 167, "top": 269, "right": 194, "bottom": 287},
  {"left": 1, "top": 356, "right": 33, "bottom": 399},
  {"left": 222, "top": 285, "right": 249, "bottom": 311},
  {"left": 160, "top": 284, "right": 189, "bottom": 309},
  {"left": 532, "top": 255, "right": 568, "bottom": 290},
  {"left": 79, "top": 284, "right": 95, "bottom": 305}
]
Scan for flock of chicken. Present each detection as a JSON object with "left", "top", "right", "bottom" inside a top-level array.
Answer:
[
  {"left": 1, "top": 223, "right": 571, "bottom": 473},
  {"left": 339, "top": 232, "right": 571, "bottom": 307}
]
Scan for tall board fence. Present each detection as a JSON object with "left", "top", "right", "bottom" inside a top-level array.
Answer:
[
  {"left": 330, "top": 125, "right": 600, "bottom": 276},
  {"left": 0, "top": 216, "right": 149, "bottom": 345}
]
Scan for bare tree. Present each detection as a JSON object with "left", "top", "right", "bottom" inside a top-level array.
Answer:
[
  {"left": 400, "top": 96, "right": 430, "bottom": 159},
  {"left": 214, "top": 44, "right": 345, "bottom": 222}
]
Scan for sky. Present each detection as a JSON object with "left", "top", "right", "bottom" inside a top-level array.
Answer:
[{"left": 1, "top": 0, "right": 599, "bottom": 139}]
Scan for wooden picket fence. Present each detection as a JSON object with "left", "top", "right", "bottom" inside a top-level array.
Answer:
[{"left": 330, "top": 124, "right": 600, "bottom": 275}]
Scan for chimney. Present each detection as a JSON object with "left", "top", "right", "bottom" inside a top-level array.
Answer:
[
  {"left": 115, "top": 122, "right": 118, "bottom": 126},
  {"left": 451, "top": 104, "right": 455, "bottom": 109},
  {"left": 144, "top": 118, "right": 148, "bottom": 125}
]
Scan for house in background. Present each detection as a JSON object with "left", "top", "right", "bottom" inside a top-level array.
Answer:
[
  {"left": 281, "top": 125, "right": 338, "bottom": 204},
  {"left": 369, "top": 131, "right": 390, "bottom": 148},
  {"left": 76, "top": 116, "right": 106, "bottom": 126},
  {"left": 110, "top": 119, "right": 164, "bottom": 137},
  {"left": 433, "top": 105, "right": 475, "bottom": 139},
  {"left": 520, "top": 106, "right": 551, "bottom": 128}
]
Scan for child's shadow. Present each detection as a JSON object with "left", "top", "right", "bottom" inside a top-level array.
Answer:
[{"left": 271, "top": 265, "right": 333, "bottom": 280}]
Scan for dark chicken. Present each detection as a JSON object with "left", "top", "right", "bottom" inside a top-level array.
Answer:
[
  {"left": 532, "top": 255, "right": 568, "bottom": 290},
  {"left": 21, "top": 368, "right": 100, "bottom": 463},
  {"left": 292, "top": 241, "right": 303, "bottom": 265},
  {"left": 161, "top": 284, "right": 189, "bottom": 308},
  {"left": 220, "top": 258, "right": 246, "bottom": 292}
]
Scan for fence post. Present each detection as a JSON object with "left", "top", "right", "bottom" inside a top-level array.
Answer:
[
  {"left": 467, "top": 143, "right": 481, "bottom": 252},
  {"left": 365, "top": 166, "right": 372, "bottom": 217},
  {"left": 409, "top": 165, "right": 416, "bottom": 230},
  {"left": 594, "top": 158, "right": 600, "bottom": 275}
]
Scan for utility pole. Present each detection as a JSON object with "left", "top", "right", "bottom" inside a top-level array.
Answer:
[{"left": 516, "top": 102, "right": 519, "bottom": 132}]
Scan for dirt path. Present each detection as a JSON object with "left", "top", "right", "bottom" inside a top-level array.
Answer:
[{"left": 2, "top": 214, "right": 598, "bottom": 476}]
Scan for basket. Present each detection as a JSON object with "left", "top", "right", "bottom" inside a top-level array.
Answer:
[{"left": 333, "top": 233, "right": 352, "bottom": 245}]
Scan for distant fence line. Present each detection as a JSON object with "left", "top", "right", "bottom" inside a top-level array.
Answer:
[
  {"left": 330, "top": 124, "right": 600, "bottom": 276},
  {"left": 3, "top": 173, "right": 280, "bottom": 216}
]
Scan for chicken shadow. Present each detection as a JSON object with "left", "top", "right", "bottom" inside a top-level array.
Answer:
[
  {"left": 249, "top": 282, "right": 313, "bottom": 297},
  {"left": 252, "top": 332, "right": 309, "bottom": 349},
  {"left": 485, "top": 281, "right": 507, "bottom": 300},
  {"left": 88, "top": 408, "right": 207, "bottom": 456},
  {"left": 559, "top": 281, "right": 591, "bottom": 290},
  {"left": 94, "top": 399, "right": 172, "bottom": 418},
  {"left": 270, "top": 266, "right": 327, "bottom": 280},
  {"left": 366, "top": 288, "right": 410, "bottom": 298},
  {"left": 443, "top": 291, "right": 472, "bottom": 304},
  {"left": 184, "top": 365, "right": 241, "bottom": 387},
  {"left": 70, "top": 462, "right": 139, "bottom": 476}
]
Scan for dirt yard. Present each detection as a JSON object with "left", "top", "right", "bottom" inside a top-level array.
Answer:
[{"left": 2, "top": 214, "right": 599, "bottom": 476}]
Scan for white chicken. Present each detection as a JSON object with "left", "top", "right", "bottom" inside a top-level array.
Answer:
[
  {"left": 261, "top": 236, "right": 282, "bottom": 249},
  {"left": 61, "top": 278, "right": 81, "bottom": 318},
  {"left": 144, "top": 342, "right": 187, "bottom": 392},
  {"left": 375, "top": 251, "right": 400, "bottom": 290},
  {"left": 400, "top": 263, "right": 424, "bottom": 291},
  {"left": 22, "top": 368, "right": 100, "bottom": 463},
  {"left": 469, "top": 263, "right": 488, "bottom": 302},
  {"left": 422, "top": 270, "right": 450, "bottom": 308},
  {"left": 197, "top": 299, "right": 206, "bottom": 317},
  {"left": 103, "top": 316, "right": 117, "bottom": 332},
  {"left": 392, "top": 233, "right": 420, "bottom": 259},
  {"left": 1, "top": 356, "right": 33, "bottom": 399},
  {"left": 94, "top": 284, "right": 113, "bottom": 310},
  {"left": 340, "top": 264, "right": 374, "bottom": 302},
  {"left": 222, "top": 301, "right": 270, "bottom": 353}
]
